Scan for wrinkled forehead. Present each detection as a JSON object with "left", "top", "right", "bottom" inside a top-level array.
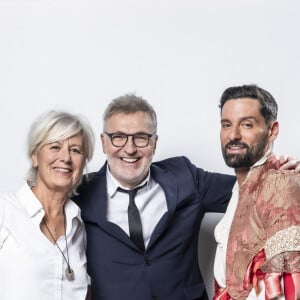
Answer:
[{"left": 104, "top": 111, "right": 156, "bottom": 133}]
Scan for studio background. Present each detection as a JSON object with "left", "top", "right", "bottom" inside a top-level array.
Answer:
[{"left": 1, "top": 0, "right": 299, "bottom": 297}]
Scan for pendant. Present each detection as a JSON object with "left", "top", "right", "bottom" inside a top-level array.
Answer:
[{"left": 65, "top": 267, "right": 75, "bottom": 281}]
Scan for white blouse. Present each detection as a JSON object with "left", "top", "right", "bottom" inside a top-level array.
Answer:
[{"left": 0, "top": 183, "right": 89, "bottom": 300}]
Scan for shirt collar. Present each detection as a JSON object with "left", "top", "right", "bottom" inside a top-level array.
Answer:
[
  {"left": 106, "top": 165, "right": 151, "bottom": 198},
  {"left": 246, "top": 146, "right": 273, "bottom": 179},
  {"left": 17, "top": 183, "right": 44, "bottom": 221},
  {"left": 17, "top": 182, "right": 82, "bottom": 228}
]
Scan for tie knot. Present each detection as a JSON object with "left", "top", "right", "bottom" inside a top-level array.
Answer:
[{"left": 117, "top": 182, "right": 147, "bottom": 200}]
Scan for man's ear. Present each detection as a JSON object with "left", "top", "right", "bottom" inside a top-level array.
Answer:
[
  {"left": 100, "top": 133, "right": 107, "bottom": 154},
  {"left": 268, "top": 121, "right": 279, "bottom": 142},
  {"left": 152, "top": 135, "right": 158, "bottom": 155}
]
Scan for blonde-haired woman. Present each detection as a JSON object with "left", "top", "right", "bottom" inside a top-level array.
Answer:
[{"left": 0, "top": 110, "right": 94, "bottom": 300}]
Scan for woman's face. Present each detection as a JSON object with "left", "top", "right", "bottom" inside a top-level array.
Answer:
[{"left": 32, "top": 134, "right": 85, "bottom": 194}]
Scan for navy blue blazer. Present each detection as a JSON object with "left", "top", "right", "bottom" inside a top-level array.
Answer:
[{"left": 75, "top": 156, "right": 235, "bottom": 300}]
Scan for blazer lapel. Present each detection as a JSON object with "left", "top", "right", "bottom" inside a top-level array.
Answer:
[{"left": 83, "top": 163, "right": 140, "bottom": 251}]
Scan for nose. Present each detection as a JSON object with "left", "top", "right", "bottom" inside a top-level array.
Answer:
[
  {"left": 123, "top": 136, "right": 137, "bottom": 154},
  {"left": 60, "top": 147, "right": 72, "bottom": 163},
  {"left": 228, "top": 125, "right": 242, "bottom": 141}
]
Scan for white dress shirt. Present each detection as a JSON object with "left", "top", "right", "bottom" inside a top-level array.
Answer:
[
  {"left": 106, "top": 168, "right": 168, "bottom": 248},
  {"left": 0, "top": 183, "right": 89, "bottom": 300}
]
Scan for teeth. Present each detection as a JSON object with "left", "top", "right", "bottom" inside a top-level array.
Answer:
[
  {"left": 122, "top": 158, "right": 138, "bottom": 163},
  {"left": 54, "top": 168, "right": 71, "bottom": 173}
]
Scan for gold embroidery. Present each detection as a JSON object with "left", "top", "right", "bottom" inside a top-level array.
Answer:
[{"left": 265, "top": 225, "right": 300, "bottom": 259}]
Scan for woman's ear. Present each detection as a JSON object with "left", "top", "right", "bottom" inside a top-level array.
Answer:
[{"left": 31, "top": 151, "right": 38, "bottom": 168}]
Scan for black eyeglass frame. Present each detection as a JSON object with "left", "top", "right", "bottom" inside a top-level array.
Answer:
[{"left": 104, "top": 131, "right": 156, "bottom": 148}]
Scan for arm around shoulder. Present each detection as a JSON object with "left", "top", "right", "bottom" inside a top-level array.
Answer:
[{"left": 199, "top": 170, "right": 236, "bottom": 213}]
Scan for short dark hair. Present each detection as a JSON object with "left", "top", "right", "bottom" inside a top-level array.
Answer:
[{"left": 219, "top": 84, "right": 278, "bottom": 125}]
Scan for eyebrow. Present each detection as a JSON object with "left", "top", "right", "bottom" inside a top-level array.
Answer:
[
  {"left": 221, "top": 116, "right": 259, "bottom": 123},
  {"left": 109, "top": 131, "right": 153, "bottom": 135},
  {"left": 48, "top": 141, "right": 83, "bottom": 147}
]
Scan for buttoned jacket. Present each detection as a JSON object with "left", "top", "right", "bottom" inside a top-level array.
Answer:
[{"left": 75, "top": 156, "right": 235, "bottom": 300}]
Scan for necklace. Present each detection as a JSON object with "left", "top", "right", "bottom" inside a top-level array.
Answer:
[{"left": 43, "top": 217, "right": 75, "bottom": 281}]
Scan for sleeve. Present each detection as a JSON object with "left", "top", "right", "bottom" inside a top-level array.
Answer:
[
  {"left": 237, "top": 169, "right": 300, "bottom": 300},
  {"left": 196, "top": 170, "right": 236, "bottom": 213},
  {"left": 257, "top": 173, "right": 300, "bottom": 299},
  {"left": 263, "top": 226, "right": 300, "bottom": 273},
  {"left": 180, "top": 156, "right": 236, "bottom": 213},
  {"left": 244, "top": 249, "right": 300, "bottom": 300},
  {"left": 260, "top": 174, "right": 300, "bottom": 273}
]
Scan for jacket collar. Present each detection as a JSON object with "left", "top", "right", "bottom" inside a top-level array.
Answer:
[{"left": 82, "top": 161, "right": 179, "bottom": 252}]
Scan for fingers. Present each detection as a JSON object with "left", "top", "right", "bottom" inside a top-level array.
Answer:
[
  {"left": 274, "top": 155, "right": 300, "bottom": 172},
  {"left": 279, "top": 157, "right": 300, "bottom": 172},
  {"left": 277, "top": 155, "right": 288, "bottom": 165}
]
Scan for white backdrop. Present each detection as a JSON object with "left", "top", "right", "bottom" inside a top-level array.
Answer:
[{"left": 1, "top": 0, "right": 299, "bottom": 297}]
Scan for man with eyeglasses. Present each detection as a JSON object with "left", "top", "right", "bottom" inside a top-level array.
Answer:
[{"left": 74, "top": 94, "right": 299, "bottom": 300}]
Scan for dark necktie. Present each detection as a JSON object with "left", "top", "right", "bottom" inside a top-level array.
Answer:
[{"left": 117, "top": 185, "right": 145, "bottom": 252}]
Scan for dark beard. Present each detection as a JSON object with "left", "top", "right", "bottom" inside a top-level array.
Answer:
[{"left": 222, "top": 138, "right": 268, "bottom": 168}]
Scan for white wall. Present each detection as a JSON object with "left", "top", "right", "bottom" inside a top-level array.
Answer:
[{"left": 1, "top": 0, "right": 299, "bottom": 297}]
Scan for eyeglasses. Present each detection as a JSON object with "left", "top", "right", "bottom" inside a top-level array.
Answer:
[{"left": 104, "top": 132, "right": 155, "bottom": 148}]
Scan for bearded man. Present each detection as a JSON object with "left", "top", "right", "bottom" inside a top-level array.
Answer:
[{"left": 213, "top": 84, "right": 300, "bottom": 300}]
